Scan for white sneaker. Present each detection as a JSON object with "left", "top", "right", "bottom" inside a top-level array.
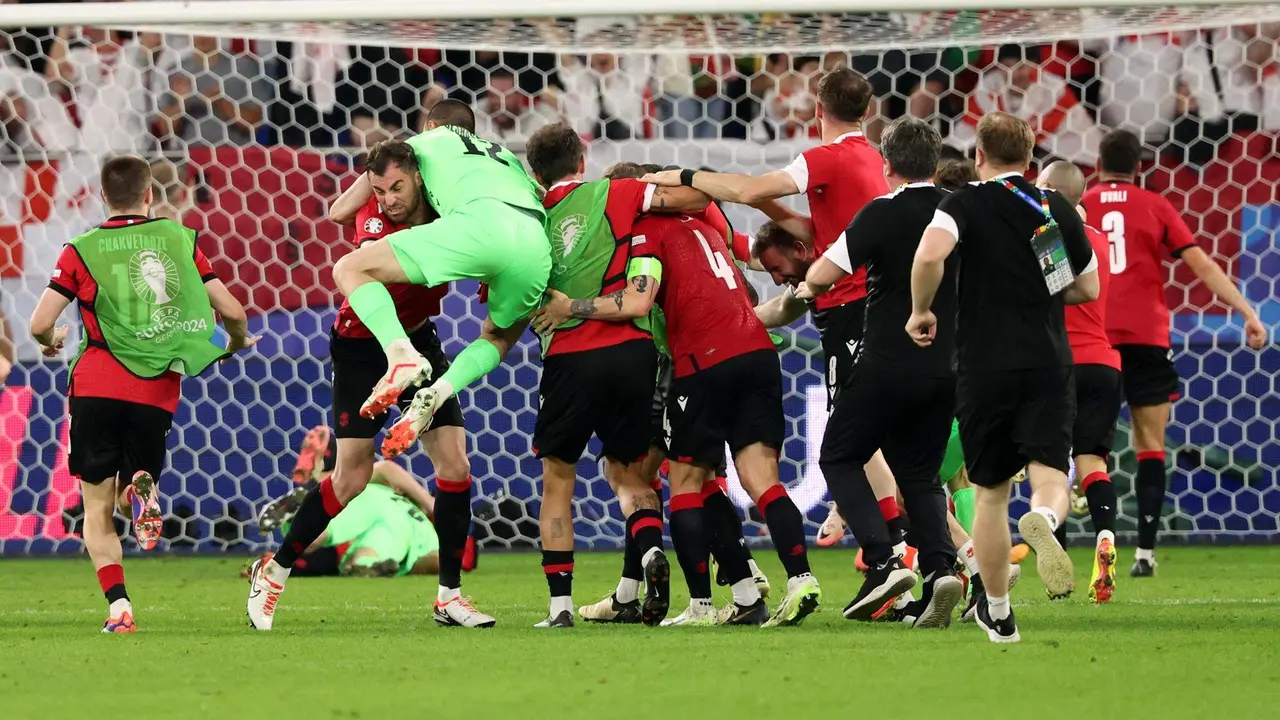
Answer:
[
  {"left": 815, "top": 504, "right": 845, "bottom": 547},
  {"left": 360, "top": 342, "right": 432, "bottom": 420},
  {"left": 246, "top": 557, "right": 288, "bottom": 630},
  {"left": 433, "top": 596, "right": 496, "bottom": 628},
  {"left": 659, "top": 600, "right": 717, "bottom": 627},
  {"left": 1018, "top": 513, "right": 1075, "bottom": 599},
  {"left": 381, "top": 385, "right": 446, "bottom": 460},
  {"left": 749, "top": 559, "right": 772, "bottom": 599}
]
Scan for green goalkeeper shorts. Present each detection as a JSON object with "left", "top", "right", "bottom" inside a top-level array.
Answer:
[
  {"left": 939, "top": 418, "right": 965, "bottom": 484},
  {"left": 386, "top": 198, "right": 551, "bottom": 330}
]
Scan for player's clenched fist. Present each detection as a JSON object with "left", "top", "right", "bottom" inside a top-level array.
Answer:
[
  {"left": 1244, "top": 315, "right": 1268, "bottom": 350},
  {"left": 905, "top": 310, "right": 937, "bottom": 347},
  {"left": 532, "top": 289, "right": 573, "bottom": 336}
]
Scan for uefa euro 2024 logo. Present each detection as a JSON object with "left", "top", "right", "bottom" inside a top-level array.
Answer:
[
  {"left": 553, "top": 214, "right": 584, "bottom": 275},
  {"left": 131, "top": 249, "right": 180, "bottom": 305}
]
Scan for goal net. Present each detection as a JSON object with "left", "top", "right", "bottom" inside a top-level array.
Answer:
[{"left": 0, "top": 2, "right": 1277, "bottom": 553}]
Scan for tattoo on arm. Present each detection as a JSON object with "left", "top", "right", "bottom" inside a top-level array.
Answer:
[
  {"left": 569, "top": 299, "right": 598, "bottom": 318},
  {"left": 632, "top": 275, "right": 649, "bottom": 293},
  {"left": 608, "top": 290, "right": 624, "bottom": 312},
  {"left": 652, "top": 188, "right": 668, "bottom": 209}
]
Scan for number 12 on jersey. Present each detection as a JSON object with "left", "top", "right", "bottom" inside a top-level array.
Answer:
[{"left": 695, "top": 229, "right": 738, "bottom": 289}]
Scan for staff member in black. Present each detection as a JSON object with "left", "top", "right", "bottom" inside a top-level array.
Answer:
[
  {"left": 798, "top": 117, "right": 961, "bottom": 629},
  {"left": 907, "top": 112, "right": 1099, "bottom": 644}
]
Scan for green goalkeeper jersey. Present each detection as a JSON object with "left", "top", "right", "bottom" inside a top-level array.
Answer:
[{"left": 406, "top": 126, "right": 544, "bottom": 220}]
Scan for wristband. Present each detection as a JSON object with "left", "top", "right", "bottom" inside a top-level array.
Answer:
[{"left": 680, "top": 168, "right": 697, "bottom": 187}]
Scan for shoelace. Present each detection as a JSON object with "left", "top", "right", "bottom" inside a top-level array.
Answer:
[
  {"left": 452, "top": 596, "right": 481, "bottom": 614},
  {"left": 257, "top": 568, "right": 283, "bottom": 616}
]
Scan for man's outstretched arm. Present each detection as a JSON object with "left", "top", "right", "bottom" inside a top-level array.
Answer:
[{"left": 642, "top": 168, "right": 800, "bottom": 206}]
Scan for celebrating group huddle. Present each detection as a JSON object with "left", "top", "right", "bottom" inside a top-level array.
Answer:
[{"left": 48, "top": 66, "right": 1264, "bottom": 640}]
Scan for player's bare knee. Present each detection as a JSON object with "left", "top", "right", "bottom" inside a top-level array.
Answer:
[{"left": 427, "top": 450, "right": 469, "bottom": 483}]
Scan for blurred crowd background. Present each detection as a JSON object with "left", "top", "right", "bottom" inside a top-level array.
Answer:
[{"left": 0, "top": 6, "right": 1275, "bottom": 168}]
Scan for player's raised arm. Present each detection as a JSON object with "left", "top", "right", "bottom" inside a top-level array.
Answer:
[
  {"left": 328, "top": 173, "right": 375, "bottom": 227},
  {"left": 642, "top": 167, "right": 799, "bottom": 206}
]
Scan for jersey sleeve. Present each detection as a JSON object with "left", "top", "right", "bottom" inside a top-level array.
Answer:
[
  {"left": 782, "top": 146, "right": 833, "bottom": 194},
  {"left": 604, "top": 178, "right": 651, "bottom": 239},
  {"left": 828, "top": 199, "right": 886, "bottom": 274},
  {"left": 194, "top": 247, "right": 218, "bottom": 283},
  {"left": 354, "top": 197, "right": 393, "bottom": 246},
  {"left": 627, "top": 225, "right": 664, "bottom": 282},
  {"left": 930, "top": 190, "right": 967, "bottom": 241},
  {"left": 1049, "top": 191, "right": 1096, "bottom": 275},
  {"left": 729, "top": 231, "right": 752, "bottom": 264},
  {"left": 47, "top": 245, "right": 85, "bottom": 300},
  {"left": 1157, "top": 195, "right": 1197, "bottom": 256}
]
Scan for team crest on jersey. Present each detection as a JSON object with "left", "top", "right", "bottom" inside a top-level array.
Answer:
[
  {"left": 130, "top": 249, "right": 179, "bottom": 305},
  {"left": 554, "top": 214, "right": 586, "bottom": 261},
  {"left": 363, "top": 217, "right": 385, "bottom": 235}
]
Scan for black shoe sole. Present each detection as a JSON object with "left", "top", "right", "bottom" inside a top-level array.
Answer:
[
  {"left": 844, "top": 568, "right": 917, "bottom": 621},
  {"left": 642, "top": 552, "right": 671, "bottom": 627}
]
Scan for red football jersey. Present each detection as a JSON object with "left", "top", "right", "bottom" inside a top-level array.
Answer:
[
  {"left": 631, "top": 213, "right": 773, "bottom": 377},
  {"left": 333, "top": 196, "right": 446, "bottom": 339},
  {"left": 1066, "top": 226, "right": 1121, "bottom": 369},
  {"left": 1081, "top": 181, "right": 1197, "bottom": 348},
  {"left": 541, "top": 178, "right": 655, "bottom": 356},
  {"left": 781, "top": 131, "right": 889, "bottom": 310},
  {"left": 48, "top": 216, "right": 217, "bottom": 413}
]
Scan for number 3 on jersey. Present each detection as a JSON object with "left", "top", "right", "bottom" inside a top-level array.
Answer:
[
  {"left": 694, "top": 229, "right": 738, "bottom": 289},
  {"left": 1101, "top": 210, "right": 1126, "bottom": 274}
]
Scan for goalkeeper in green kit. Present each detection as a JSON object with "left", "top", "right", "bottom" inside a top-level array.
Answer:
[
  {"left": 273, "top": 100, "right": 548, "bottom": 628},
  {"left": 332, "top": 99, "right": 551, "bottom": 463}
]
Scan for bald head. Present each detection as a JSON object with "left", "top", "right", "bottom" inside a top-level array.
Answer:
[{"left": 1037, "top": 161, "right": 1086, "bottom": 207}]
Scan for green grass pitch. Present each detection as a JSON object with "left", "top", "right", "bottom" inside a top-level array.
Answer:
[{"left": 4, "top": 547, "right": 1280, "bottom": 719}]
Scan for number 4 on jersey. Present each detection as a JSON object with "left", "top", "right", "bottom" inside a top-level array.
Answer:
[{"left": 694, "top": 229, "right": 738, "bottom": 289}]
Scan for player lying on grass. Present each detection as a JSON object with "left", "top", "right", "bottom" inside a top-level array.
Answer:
[
  {"left": 256, "top": 427, "right": 461, "bottom": 578},
  {"left": 535, "top": 209, "right": 821, "bottom": 628},
  {"left": 247, "top": 133, "right": 488, "bottom": 630},
  {"left": 31, "top": 155, "right": 256, "bottom": 633},
  {"left": 573, "top": 161, "right": 771, "bottom": 626},
  {"left": 251, "top": 101, "right": 549, "bottom": 630}
]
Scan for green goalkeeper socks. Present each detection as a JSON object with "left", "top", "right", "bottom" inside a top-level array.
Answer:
[
  {"left": 952, "top": 486, "right": 975, "bottom": 536},
  {"left": 348, "top": 283, "right": 409, "bottom": 350},
  {"left": 439, "top": 338, "right": 502, "bottom": 395}
]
